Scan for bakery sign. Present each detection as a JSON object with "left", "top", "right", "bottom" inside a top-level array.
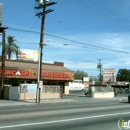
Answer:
[
  {"left": 42, "top": 72, "right": 70, "bottom": 79},
  {"left": 0, "top": 69, "right": 31, "bottom": 76}
]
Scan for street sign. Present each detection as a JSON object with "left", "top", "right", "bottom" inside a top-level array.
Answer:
[
  {"left": 103, "top": 68, "right": 116, "bottom": 82},
  {"left": 39, "top": 81, "right": 43, "bottom": 88}
]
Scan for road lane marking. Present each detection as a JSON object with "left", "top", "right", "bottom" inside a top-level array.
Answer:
[{"left": 0, "top": 111, "right": 130, "bottom": 129}]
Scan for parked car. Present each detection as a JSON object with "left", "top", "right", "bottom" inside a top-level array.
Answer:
[{"left": 124, "top": 88, "right": 129, "bottom": 93}]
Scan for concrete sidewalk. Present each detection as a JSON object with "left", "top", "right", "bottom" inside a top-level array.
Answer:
[
  {"left": 0, "top": 99, "right": 77, "bottom": 107},
  {"left": 0, "top": 94, "right": 128, "bottom": 107}
]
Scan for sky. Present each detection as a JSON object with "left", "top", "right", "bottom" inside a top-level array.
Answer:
[{"left": 1, "top": 0, "right": 130, "bottom": 76}]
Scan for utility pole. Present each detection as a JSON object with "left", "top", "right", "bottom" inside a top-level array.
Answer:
[
  {"left": 97, "top": 59, "right": 102, "bottom": 87},
  {"left": 34, "top": 0, "right": 57, "bottom": 103},
  {"left": 1, "top": 31, "right": 5, "bottom": 99},
  {"left": 0, "top": 3, "right": 8, "bottom": 98},
  {"left": 0, "top": 27, "right": 8, "bottom": 99}
]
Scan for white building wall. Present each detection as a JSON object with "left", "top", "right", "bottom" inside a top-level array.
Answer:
[{"left": 69, "top": 80, "right": 84, "bottom": 90}]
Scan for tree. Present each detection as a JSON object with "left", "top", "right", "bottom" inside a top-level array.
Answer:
[
  {"left": 6, "top": 35, "right": 18, "bottom": 59},
  {"left": 116, "top": 69, "right": 130, "bottom": 82},
  {"left": 74, "top": 70, "right": 88, "bottom": 80}
]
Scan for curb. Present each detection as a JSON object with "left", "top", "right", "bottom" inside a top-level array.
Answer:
[{"left": 0, "top": 100, "right": 77, "bottom": 107}]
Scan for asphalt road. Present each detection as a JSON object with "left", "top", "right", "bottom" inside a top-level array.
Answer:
[{"left": 0, "top": 94, "right": 130, "bottom": 130}]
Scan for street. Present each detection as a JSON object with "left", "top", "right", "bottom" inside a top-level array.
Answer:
[{"left": 0, "top": 93, "right": 130, "bottom": 130}]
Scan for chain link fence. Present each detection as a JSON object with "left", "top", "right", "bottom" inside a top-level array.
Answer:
[
  {"left": 19, "top": 85, "right": 62, "bottom": 94},
  {"left": 42, "top": 85, "right": 61, "bottom": 93}
]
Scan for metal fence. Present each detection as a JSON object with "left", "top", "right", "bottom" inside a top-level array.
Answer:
[
  {"left": 19, "top": 85, "right": 61, "bottom": 94},
  {"left": 42, "top": 85, "right": 61, "bottom": 93}
]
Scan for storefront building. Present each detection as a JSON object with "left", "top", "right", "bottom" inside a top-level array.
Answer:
[{"left": 0, "top": 59, "right": 74, "bottom": 99}]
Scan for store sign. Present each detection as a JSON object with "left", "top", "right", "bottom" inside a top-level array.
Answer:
[
  {"left": 39, "top": 81, "right": 43, "bottom": 88},
  {"left": 18, "top": 48, "right": 38, "bottom": 62},
  {"left": 0, "top": 70, "right": 31, "bottom": 76},
  {"left": 103, "top": 68, "right": 116, "bottom": 82},
  {"left": 42, "top": 72, "right": 70, "bottom": 79}
]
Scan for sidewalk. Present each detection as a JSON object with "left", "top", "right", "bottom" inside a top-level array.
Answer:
[
  {"left": 0, "top": 94, "right": 128, "bottom": 107},
  {"left": 0, "top": 98, "right": 77, "bottom": 107},
  {"left": 64, "top": 94, "right": 128, "bottom": 103}
]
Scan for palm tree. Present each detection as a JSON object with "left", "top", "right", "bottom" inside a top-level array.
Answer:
[{"left": 6, "top": 35, "right": 19, "bottom": 59}]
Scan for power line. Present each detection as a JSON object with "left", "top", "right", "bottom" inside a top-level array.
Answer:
[
  {"left": 76, "top": 0, "right": 130, "bottom": 30},
  {"left": 45, "top": 32, "right": 129, "bottom": 54},
  {"left": 8, "top": 27, "right": 130, "bottom": 54},
  {"left": 46, "top": 16, "right": 88, "bottom": 32},
  {"left": 15, "top": 41, "right": 38, "bottom": 44},
  {"left": 18, "top": 18, "right": 39, "bottom": 42},
  {"left": 49, "top": 41, "right": 129, "bottom": 53},
  {"left": 41, "top": 41, "right": 130, "bottom": 64},
  {"left": 87, "top": 0, "right": 130, "bottom": 24},
  {"left": 46, "top": 46, "right": 75, "bottom": 63},
  {"left": 9, "top": 27, "right": 39, "bottom": 33},
  {"left": 63, "top": 0, "right": 130, "bottom": 31}
]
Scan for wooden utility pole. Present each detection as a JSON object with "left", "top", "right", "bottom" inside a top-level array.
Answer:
[
  {"left": 1, "top": 31, "right": 5, "bottom": 98},
  {"left": 0, "top": 3, "right": 8, "bottom": 98},
  {"left": 97, "top": 59, "right": 102, "bottom": 87},
  {"left": 0, "top": 26, "right": 8, "bottom": 99},
  {"left": 34, "top": 0, "right": 57, "bottom": 103},
  {"left": 39, "top": 1, "right": 46, "bottom": 80}
]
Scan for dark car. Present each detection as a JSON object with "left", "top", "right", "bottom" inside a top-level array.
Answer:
[
  {"left": 125, "top": 89, "right": 129, "bottom": 93},
  {"left": 128, "top": 94, "right": 130, "bottom": 103}
]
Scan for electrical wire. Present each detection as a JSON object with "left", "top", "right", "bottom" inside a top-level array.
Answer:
[
  {"left": 6, "top": 0, "right": 130, "bottom": 54},
  {"left": 15, "top": 41, "right": 38, "bottom": 44},
  {"left": 46, "top": 46, "right": 75, "bottom": 63},
  {"left": 87, "top": 0, "right": 130, "bottom": 24},
  {"left": 45, "top": 32, "right": 130, "bottom": 54},
  {"left": 8, "top": 27, "right": 130, "bottom": 54},
  {"left": 75, "top": 0, "right": 130, "bottom": 30},
  {"left": 49, "top": 41, "right": 129, "bottom": 53},
  {"left": 18, "top": 18, "right": 39, "bottom": 42}
]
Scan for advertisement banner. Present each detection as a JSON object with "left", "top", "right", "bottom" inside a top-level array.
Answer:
[
  {"left": 18, "top": 49, "right": 38, "bottom": 62},
  {"left": 103, "top": 68, "right": 116, "bottom": 83}
]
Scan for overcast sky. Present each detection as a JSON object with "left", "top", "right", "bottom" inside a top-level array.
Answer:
[{"left": 1, "top": 0, "right": 130, "bottom": 76}]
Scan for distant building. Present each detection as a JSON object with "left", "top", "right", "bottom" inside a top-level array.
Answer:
[{"left": 69, "top": 79, "right": 84, "bottom": 91}]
